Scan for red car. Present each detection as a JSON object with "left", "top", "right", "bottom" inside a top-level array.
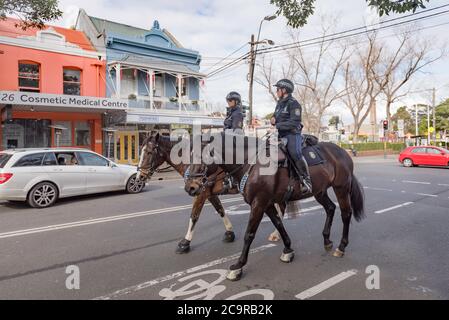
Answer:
[{"left": 399, "top": 146, "right": 449, "bottom": 168}]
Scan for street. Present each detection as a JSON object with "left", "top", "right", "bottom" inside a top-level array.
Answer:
[{"left": 0, "top": 156, "right": 448, "bottom": 300}]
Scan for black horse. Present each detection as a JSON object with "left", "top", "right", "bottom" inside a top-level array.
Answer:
[{"left": 185, "top": 132, "right": 365, "bottom": 281}]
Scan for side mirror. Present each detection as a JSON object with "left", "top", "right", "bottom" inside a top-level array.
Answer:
[{"left": 109, "top": 161, "right": 117, "bottom": 168}]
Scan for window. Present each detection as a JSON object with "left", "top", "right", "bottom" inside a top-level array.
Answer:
[
  {"left": 427, "top": 148, "right": 442, "bottom": 155},
  {"left": 411, "top": 148, "right": 426, "bottom": 154},
  {"left": 2, "top": 119, "right": 51, "bottom": 149},
  {"left": 175, "top": 77, "right": 187, "bottom": 97},
  {"left": 154, "top": 73, "right": 164, "bottom": 97},
  {"left": 77, "top": 152, "right": 109, "bottom": 167},
  {"left": 121, "top": 68, "right": 137, "bottom": 97},
  {"left": 42, "top": 153, "right": 58, "bottom": 166},
  {"left": 13, "top": 153, "right": 45, "bottom": 167},
  {"left": 54, "top": 153, "right": 78, "bottom": 166},
  {"left": 18, "top": 62, "right": 40, "bottom": 92},
  {"left": 63, "top": 68, "right": 82, "bottom": 95},
  {"left": 0, "top": 154, "right": 12, "bottom": 168},
  {"left": 75, "top": 121, "right": 91, "bottom": 146},
  {"left": 53, "top": 121, "right": 72, "bottom": 146}
]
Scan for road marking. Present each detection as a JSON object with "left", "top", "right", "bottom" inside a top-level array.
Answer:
[
  {"left": 295, "top": 270, "right": 358, "bottom": 300},
  {"left": 0, "top": 197, "right": 244, "bottom": 240},
  {"left": 375, "top": 202, "right": 414, "bottom": 214},
  {"left": 364, "top": 186, "right": 393, "bottom": 192},
  {"left": 416, "top": 193, "right": 438, "bottom": 198},
  {"left": 438, "top": 183, "right": 449, "bottom": 187},
  {"left": 402, "top": 180, "right": 431, "bottom": 185},
  {"left": 94, "top": 244, "right": 277, "bottom": 300}
]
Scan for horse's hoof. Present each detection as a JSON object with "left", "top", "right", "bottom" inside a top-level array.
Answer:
[
  {"left": 280, "top": 250, "right": 295, "bottom": 263},
  {"left": 333, "top": 249, "right": 345, "bottom": 258},
  {"left": 227, "top": 268, "right": 243, "bottom": 281},
  {"left": 176, "top": 239, "right": 191, "bottom": 254},
  {"left": 324, "top": 242, "right": 333, "bottom": 252},
  {"left": 223, "top": 231, "right": 235, "bottom": 243},
  {"left": 268, "top": 232, "right": 281, "bottom": 242}
]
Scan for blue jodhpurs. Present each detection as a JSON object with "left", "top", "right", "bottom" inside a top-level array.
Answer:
[{"left": 285, "top": 133, "right": 303, "bottom": 161}]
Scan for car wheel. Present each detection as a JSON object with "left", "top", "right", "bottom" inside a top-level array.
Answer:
[
  {"left": 126, "top": 174, "right": 146, "bottom": 194},
  {"left": 27, "top": 182, "right": 59, "bottom": 208},
  {"left": 403, "top": 158, "right": 414, "bottom": 167}
]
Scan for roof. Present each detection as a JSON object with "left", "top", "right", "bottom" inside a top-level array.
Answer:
[
  {"left": 88, "top": 16, "right": 184, "bottom": 48},
  {"left": 0, "top": 17, "right": 95, "bottom": 51},
  {"left": 109, "top": 55, "right": 205, "bottom": 78},
  {"left": 1, "top": 148, "right": 95, "bottom": 154}
]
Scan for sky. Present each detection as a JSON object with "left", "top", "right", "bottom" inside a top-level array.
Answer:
[{"left": 53, "top": 0, "right": 449, "bottom": 126}]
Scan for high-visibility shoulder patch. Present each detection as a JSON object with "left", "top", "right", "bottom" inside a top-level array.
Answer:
[{"left": 294, "top": 108, "right": 300, "bottom": 116}]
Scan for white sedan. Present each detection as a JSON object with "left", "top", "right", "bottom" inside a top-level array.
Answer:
[{"left": 0, "top": 148, "right": 145, "bottom": 208}]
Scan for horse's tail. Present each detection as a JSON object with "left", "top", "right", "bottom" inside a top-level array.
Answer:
[{"left": 350, "top": 175, "right": 365, "bottom": 222}]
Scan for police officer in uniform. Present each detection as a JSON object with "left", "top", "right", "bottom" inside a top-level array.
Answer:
[
  {"left": 271, "top": 79, "right": 312, "bottom": 193},
  {"left": 224, "top": 91, "right": 244, "bottom": 132}
]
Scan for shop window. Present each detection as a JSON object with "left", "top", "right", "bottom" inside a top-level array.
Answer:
[
  {"left": 63, "top": 68, "right": 82, "bottom": 95},
  {"left": 75, "top": 121, "right": 91, "bottom": 146},
  {"left": 53, "top": 121, "right": 72, "bottom": 146},
  {"left": 2, "top": 119, "right": 51, "bottom": 149},
  {"left": 18, "top": 62, "right": 40, "bottom": 92}
]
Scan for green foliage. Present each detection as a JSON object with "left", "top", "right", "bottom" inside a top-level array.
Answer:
[
  {"left": 391, "top": 106, "right": 415, "bottom": 134},
  {"left": 270, "top": 0, "right": 430, "bottom": 28},
  {"left": 328, "top": 115, "right": 339, "bottom": 126},
  {"left": 0, "top": 0, "right": 62, "bottom": 30},
  {"left": 341, "top": 142, "right": 406, "bottom": 152},
  {"left": 264, "top": 112, "right": 274, "bottom": 120}
]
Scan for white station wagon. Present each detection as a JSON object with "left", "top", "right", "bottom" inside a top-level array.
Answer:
[{"left": 0, "top": 148, "right": 145, "bottom": 208}]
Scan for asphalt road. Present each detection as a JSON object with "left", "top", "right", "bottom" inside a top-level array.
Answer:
[{"left": 0, "top": 156, "right": 448, "bottom": 300}]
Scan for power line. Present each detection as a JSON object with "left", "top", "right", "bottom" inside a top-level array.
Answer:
[{"left": 205, "top": 5, "right": 449, "bottom": 79}]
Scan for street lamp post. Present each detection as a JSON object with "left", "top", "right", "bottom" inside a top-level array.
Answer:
[{"left": 248, "top": 15, "right": 276, "bottom": 127}]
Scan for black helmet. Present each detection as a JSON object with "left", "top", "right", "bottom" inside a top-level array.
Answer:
[
  {"left": 226, "top": 91, "right": 241, "bottom": 104},
  {"left": 274, "top": 79, "right": 294, "bottom": 94}
]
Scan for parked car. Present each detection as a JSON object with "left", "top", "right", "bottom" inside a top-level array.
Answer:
[
  {"left": 399, "top": 146, "right": 449, "bottom": 168},
  {"left": 0, "top": 148, "right": 145, "bottom": 208}
]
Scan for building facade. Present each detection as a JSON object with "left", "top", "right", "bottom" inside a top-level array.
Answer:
[
  {"left": 0, "top": 17, "right": 127, "bottom": 154},
  {"left": 76, "top": 10, "right": 222, "bottom": 165}
]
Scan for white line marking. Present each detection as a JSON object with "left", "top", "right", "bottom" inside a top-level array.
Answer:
[
  {"left": 438, "top": 183, "right": 449, "bottom": 187},
  {"left": 295, "top": 270, "right": 358, "bottom": 300},
  {"left": 402, "top": 180, "right": 431, "bottom": 185},
  {"left": 416, "top": 193, "right": 438, "bottom": 198},
  {"left": 94, "top": 244, "right": 277, "bottom": 300},
  {"left": 0, "top": 197, "right": 244, "bottom": 240},
  {"left": 364, "top": 186, "right": 393, "bottom": 192},
  {"left": 375, "top": 202, "right": 414, "bottom": 214}
]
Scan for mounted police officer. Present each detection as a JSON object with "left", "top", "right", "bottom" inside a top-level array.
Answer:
[
  {"left": 271, "top": 79, "right": 312, "bottom": 193},
  {"left": 224, "top": 91, "right": 244, "bottom": 133}
]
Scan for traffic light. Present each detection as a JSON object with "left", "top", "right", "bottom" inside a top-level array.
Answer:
[
  {"left": 383, "top": 120, "right": 389, "bottom": 131},
  {"left": 241, "top": 105, "right": 249, "bottom": 118}
]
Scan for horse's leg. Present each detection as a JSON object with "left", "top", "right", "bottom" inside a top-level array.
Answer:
[
  {"left": 208, "top": 195, "right": 235, "bottom": 243},
  {"left": 268, "top": 203, "right": 285, "bottom": 242},
  {"left": 176, "top": 192, "right": 207, "bottom": 254},
  {"left": 315, "top": 192, "right": 337, "bottom": 252},
  {"left": 265, "top": 204, "right": 294, "bottom": 263},
  {"left": 332, "top": 186, "right": 353, "bottom": 258},
  {"left": 227, "top": 200, "right": 266, "bottom": 281}
]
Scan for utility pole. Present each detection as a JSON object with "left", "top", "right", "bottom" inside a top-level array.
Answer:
[
  {"left": 248, "top": 34, "right": 255, "bottom": 128},
  {"left": 432, "top": 87, "right": 436, "bottom": 144}
]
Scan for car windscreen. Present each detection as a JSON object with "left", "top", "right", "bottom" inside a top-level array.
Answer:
[{"left": 0, "top": 154, "right": 12, "bottom": 168}]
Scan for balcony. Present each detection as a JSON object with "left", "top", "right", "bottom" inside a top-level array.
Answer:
[{"left": 123, "top": 95, "right": 210, "bottom": 115}]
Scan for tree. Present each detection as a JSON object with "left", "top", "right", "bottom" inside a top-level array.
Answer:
[
  {"left": 0, "top": 0, "right": 62, "bottom": 30},
  {"left": 435, "top": 99, "right": 449, "bottom": 133},
  {"left": 256, "top": 16, "right": 350, "bottom": 134},
  {"left": 270, "top": 0, "right": 430, "bottom": 28},
  {"left": 391, "top": 106, "right": 414, "bottom": 134},
  {"left": 328, "top": 116, "right": 339, "bottom": 126},
  {"left": 264, "top": 112, "right": 274, "bottom": 120}
]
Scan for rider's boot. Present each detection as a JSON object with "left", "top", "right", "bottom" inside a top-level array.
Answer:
[{"left": 294, "top": 157, "right": 312, "bottom": 194}]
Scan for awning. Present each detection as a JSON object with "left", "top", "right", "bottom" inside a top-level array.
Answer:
[
  {"left": 126, "top": 111, "right": 223, "bottom": 127},
  {"left": 108, "top": 56, "right": 206, "bottom": 78}
]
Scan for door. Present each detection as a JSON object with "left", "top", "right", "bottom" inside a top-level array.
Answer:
[
  {"left": 410, "top": 147, "right": 427, "bottom": 165},
  {"left": 77, "top": 151, "right": 123, "bottom": 193},
  {"left": 48, "top": 152, "right": 87, "bottom": 197},
  {"left": 116, "top": 132, "right": 139, "bottom": 165},
  {"left": 426, "top": 148, "right": 447, "bottom": 166}
]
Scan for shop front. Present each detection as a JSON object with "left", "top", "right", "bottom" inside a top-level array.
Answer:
[{"left": 0, "top": 91, "right": 129, "bottom": 154}]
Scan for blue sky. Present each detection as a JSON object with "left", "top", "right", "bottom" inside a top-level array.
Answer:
[{"left": 55, "top": 0, "right": 449, "bottom": 125}]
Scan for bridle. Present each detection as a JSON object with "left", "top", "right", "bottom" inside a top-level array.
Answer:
[{"left": 137, "top": 141, "right": 161, "bottom": 179}]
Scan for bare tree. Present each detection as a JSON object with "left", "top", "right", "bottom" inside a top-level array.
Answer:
[
  {"left": 372, "top": 29, "right": 446, "bottom": 124},
  {"left": 256, "top": 15, "right": 350, "bottom": 135}
]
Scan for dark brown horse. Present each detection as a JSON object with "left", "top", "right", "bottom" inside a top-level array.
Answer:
[
  {"left": 184, "top": 132, "right": 365, "bottom": 281},
  {"left": 137, "top": 132, "right": 244, "bottom": 254}
]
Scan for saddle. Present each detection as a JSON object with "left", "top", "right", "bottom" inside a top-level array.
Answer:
[{"left": 270, "top": 134, "right": 324, "bottom": 167}]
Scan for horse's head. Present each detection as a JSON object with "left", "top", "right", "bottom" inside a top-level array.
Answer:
[{"left": 137, "top": 132, "right": 166, "bottom": 180}]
